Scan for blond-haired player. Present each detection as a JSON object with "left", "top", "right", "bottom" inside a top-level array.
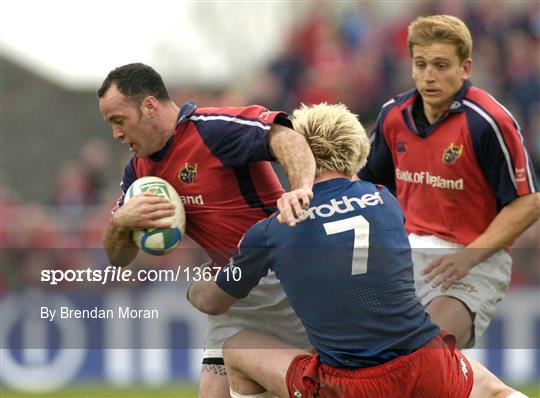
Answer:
[
  {"left": 188, "top": 103, "right": 525, "bottom": 398},
  {"left": 360, "top": 15, "right": 539, "bottom": 348}
]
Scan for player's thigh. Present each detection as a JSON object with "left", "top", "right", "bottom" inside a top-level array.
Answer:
[
  {"left": 223, "top": 330, "right": 308, "bottom": 397},
  {"left": 411, "top": 234, "right": 511, "bottom": 348},
  {"left": 466, "top": 355, "right": 513, "bottom": 398},
  {"left": 426, "top": 296, "right": 473, "bottom": 347},
  {"left": 199, "top": 362, "right": 229, "bottom": 398}
]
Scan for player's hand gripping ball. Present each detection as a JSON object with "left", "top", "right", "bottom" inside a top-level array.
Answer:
[{"left": 123, "top": 176, "right": 185, "bottom": 255}]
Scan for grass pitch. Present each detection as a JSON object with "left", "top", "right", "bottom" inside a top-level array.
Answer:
[
  {"left": 1, "top": 383, "right": 538, "bottom": 397},
  {"left": 0, "top": 384, "right": 198, "bottom": 398}
]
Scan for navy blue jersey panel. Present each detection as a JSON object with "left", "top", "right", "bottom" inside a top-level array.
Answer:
[
  {"left": 118, "top": 156, "right": 137, "bottom": 207},
  {"left": 465, "top": 102, "right": 519, "bottom": 209},
  {"left": 232, "top": 166, "right": 275, "bottom": 214},
  {"left": 359, "top": 105, "right": 397, "bottom": 194},
  {"left": 216, "top": 219, "right": 272, "bottom": 299},
  {"left": 191, "top": 113, "right": 274, "bottom": 167}
]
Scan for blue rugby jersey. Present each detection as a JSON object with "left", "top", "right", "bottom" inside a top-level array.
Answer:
[{"left": 217, "top": 178, "right": 439, "bottom": 368}]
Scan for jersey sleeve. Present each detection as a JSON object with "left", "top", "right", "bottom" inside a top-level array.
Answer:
[
  {"left": 111, "top": 156, "right": 137, "bottom": 213},
  {"left": 215, "top": 219, "right": 273, "bottom": 298},
  {"left": 358, "top": 107, "right": 397, "bottom": 194},
  {"left": 190, "top": 105, "right": 292, "bottom": 167},
  {"left": 467, "top": 105, "right": 538, "bottom": 209}
]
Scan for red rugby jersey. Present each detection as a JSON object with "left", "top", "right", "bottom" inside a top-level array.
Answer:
[
  {"left": 359, "top": 81, "right": 537, "bottom": 245},
  {"left": 114, "top": 101, "right": 286, "bottom": 265}
]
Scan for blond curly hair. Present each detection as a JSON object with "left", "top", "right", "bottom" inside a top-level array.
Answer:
[{"left": 292, "top": 103, "right": 370, "bottom": 178}]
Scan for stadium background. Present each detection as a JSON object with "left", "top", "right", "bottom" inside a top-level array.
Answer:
[{"left": 1, "top": 1, "right": 539, "bottom": 397}]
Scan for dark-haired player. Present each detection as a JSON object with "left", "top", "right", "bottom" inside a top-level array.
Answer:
[{"left": 98, "top": 63, "right": 316, "bottom": 397}]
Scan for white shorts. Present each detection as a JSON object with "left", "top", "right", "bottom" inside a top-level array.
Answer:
[
  {"left": 203, "top": 270, "right": 311, "bottom": 360},
  {"left": 409, "top": 233, "right": 512, "bottom": 348}
]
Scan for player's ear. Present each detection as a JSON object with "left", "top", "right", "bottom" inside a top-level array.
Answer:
[
  {"left": 461, "top": 58, "right": 472, "bottom": 80},
  {"left": 141, "top": 96, "right": 158, "bottom": 116}
]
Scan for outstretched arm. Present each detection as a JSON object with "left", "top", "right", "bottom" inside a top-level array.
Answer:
[
  {"left": 268, "top": 123, "right": 316, "bottom": 226},
  {"left": 189, "top": 220, "right": 271, "bottom": 314}
]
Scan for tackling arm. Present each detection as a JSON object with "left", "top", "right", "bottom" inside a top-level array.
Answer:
[
  {"left": 188, "top": 220, "right": 272, "bottom": 314},
  {"left": 269, "top": 123, "right": 316, "bottom": 226},
  {"left": 268, "top": 123, "right": 315, "bottom": 192}
]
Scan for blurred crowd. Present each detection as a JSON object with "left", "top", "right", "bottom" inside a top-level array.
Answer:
[
  {"left": 176, "top": 1, "right": 540, "bottom": 174},
  {"left": 1, "top": 1, "right": 539, "bottom": 290}
]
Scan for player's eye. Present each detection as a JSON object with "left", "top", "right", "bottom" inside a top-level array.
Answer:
[
  {"left": 415, "top": 62, "right": 426, "bottom": 69},
  {"left": 436, "top": 63, "right": 448, "bottom": 70}
]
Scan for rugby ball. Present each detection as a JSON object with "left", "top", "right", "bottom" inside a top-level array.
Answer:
[{"left": 124, "top": 176, "right": 185, "bottom": 255}]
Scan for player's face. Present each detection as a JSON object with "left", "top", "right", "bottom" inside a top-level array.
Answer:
[
  {"left": 412, "top": 43, "right": 471, "bottom": 115},
  {"left": 99, "top": 85, "right": 160, "bottom": 158}
]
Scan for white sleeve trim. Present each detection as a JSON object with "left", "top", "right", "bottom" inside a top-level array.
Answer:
[{"left": 189, "top": 114, "right": 271, "bottom": 131}]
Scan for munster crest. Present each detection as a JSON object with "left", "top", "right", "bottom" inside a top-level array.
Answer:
[
  {"left": 179, "top": 162, "right": 198, "bottom": 184},
  {"left": 443, "top": 143, "right": 463, "bottom": 164}
]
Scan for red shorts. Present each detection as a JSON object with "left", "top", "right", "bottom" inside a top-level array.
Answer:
[{"left": 286, "top": 334, "right": 473, "bottom": 398}]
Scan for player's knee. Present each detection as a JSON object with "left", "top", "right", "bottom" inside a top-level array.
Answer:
[
  {"left": 223, "top": 334, "right": 239, "bottom": 352},
  {"left": 224, "top": 330, "right": 253, "bottom": 348},
  {"left": 222, "top": 335, "right": 239, "bottom": 366}
]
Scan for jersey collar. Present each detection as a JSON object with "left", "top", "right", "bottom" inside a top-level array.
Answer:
[
  {"left": 446, "top": 80, "right": 472, "bottom": 114},
  {"left": 406, "top": 80, "right": 473, "bottom": 138},
  {"left": 313, "top": 177, "right": 351, "bottom": 191},
  {"left": 148, "top": 134, "right": 175, "bottom": 162},
  {"left": 411, "top": 79, "right": 472, "bottom": 115},
  {"left": 176, "top": 100, "right": 197, "bottom": 125}
]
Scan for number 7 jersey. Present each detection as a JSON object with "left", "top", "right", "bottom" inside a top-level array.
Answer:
[{"left": 216, "top": 178, "right": 439, "bottom": 368}]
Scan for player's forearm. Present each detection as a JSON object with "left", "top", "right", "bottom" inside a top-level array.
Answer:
[
  {"left": 187, "top": 279, "right": 235, "bottom": 315},
  {"left": 102, "top": 219, "right": 138, "bottom": 268},
  {"left": 187, "top": 280, "right": 214, "bottom": 314},
  {"left": 466, "top": 193, "right": 540, "bottom": 264},
  {"left": 269, "top": 123, "right": 315, "bottom": 190}
]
